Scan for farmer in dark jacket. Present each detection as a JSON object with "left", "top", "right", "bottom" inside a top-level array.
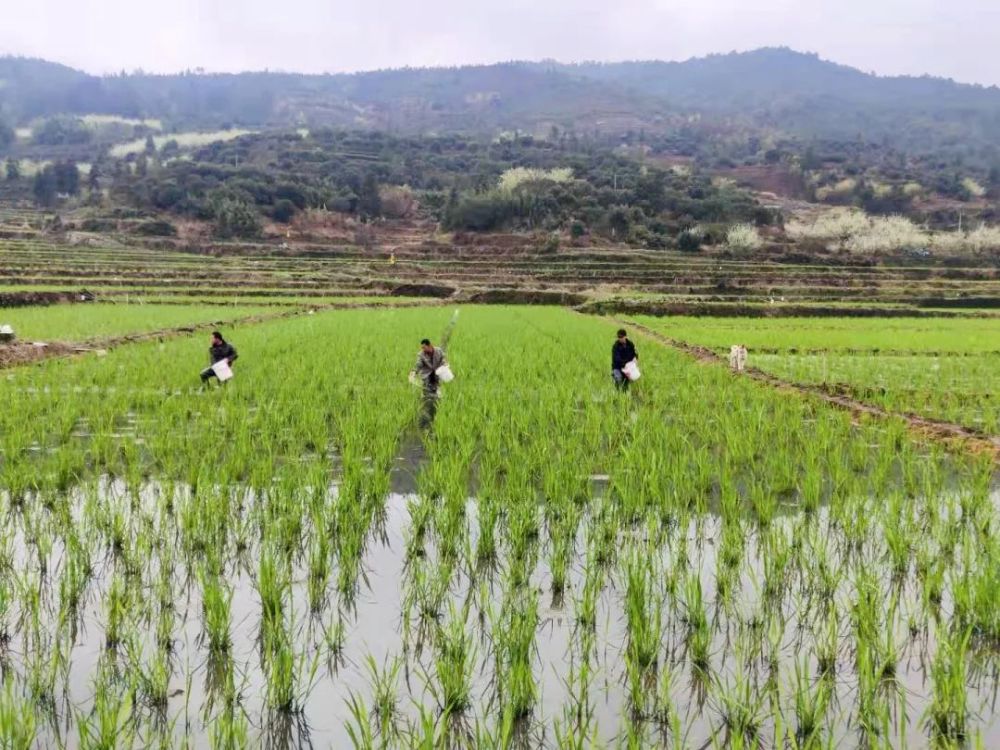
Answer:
[
  {"left": 611, "top": 328, "right": 638, "bottom": 390},
  {"left": 200, "top": 331, "right": 238, "bottom": 384},
  {"left": 412, "top": 338, "right": 447, "bottom": 425}
]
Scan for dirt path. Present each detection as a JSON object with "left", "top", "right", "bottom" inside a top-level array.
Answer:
[
  {"left": 613, "top": 317, "right": 1000, "bottom": 462},
  {"left": 0, "top": 299, "right": 447, "bottom": 371}
]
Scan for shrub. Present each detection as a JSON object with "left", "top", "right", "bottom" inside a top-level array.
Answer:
[
  {"left": 379, "top": 186, "right": 416, "bottom": 219},
  {"left": 213, "top": 198, "right": 261, "bottom": 239},
  {"left": 848, "top": 216, "right": 925, "bottom": 254},
  {"left": 676, "top": 229, "right": 702, "bottom": 252},
  {"left": 32, "top": 117, "right": 92, "bottom": 146},
  {"left": 134, "top": 219, "right": 178, "bottom": 237},
  {"left": 725, "top": 223, "right": 763, "bottom": 254},
  {"left": 272, "top": 199, "right": 297, "bottom": 224}
]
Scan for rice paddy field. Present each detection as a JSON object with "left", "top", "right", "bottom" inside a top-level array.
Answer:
[
  {"left": 0, "top": 304, "right": 279, "bottom": 343},
  {"left": 637, "top": 316, "right": 1000, "bottom": 437},
  {"left": 1, "top": 304, "right": 999, "bottom": 748}
]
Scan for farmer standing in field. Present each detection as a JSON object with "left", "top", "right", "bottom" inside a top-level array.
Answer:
[
  {"left": 611, "top": 328, "right": 638, "bottom": 391},
  {"left": 200, "top": 330, "right": 238, "bottom": 384},
  {"left": 412, "top": 338, "right": 447, "bottom": 425}
]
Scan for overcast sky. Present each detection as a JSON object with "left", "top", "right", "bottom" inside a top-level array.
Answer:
[{"left": 2, "top": 0, "right": 999, "bottom": 86}]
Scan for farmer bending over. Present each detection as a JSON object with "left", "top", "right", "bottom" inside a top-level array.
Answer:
[
  {"left": 200, "top": 330, "right": 238, "bottom": 384},
  {"left": 412, "top": 338, "right": 446, "bottom": 425},
  {"left": 611, "top": 328, "right": 638, "bottom": 391}
]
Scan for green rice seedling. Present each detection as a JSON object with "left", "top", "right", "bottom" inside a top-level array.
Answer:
[
  {"left": 553, "top": 709, "right": 600, "bottom": 750},
  {"left": 549, "top": 528, "right": 573, "bottom": 603},
  {"left": 23, "top": 632, "right": 65, "bottom": 708},
  {"left": 324, "top": 614, "right": 346, "bottom": 662},
  {"left": 624, "top": 550, "right": 662, "bottom": 673},
  {"left": 348, "top": 654, "right": 403, "bottom": 742},
  {"left": 495, "top": 587, "right": 539, "bottom": 720},
  {"left": 200, "top": 570, "right": 233, "bottom": 655},
  {"left": 924, "top": 628, "right": 971, "bottom": 745},
  {"left": 257, "top": 543, "right": 290, "bottom": 650},
  {"left": 790, "top": 655, "right": 832, "bottom": 747},
  {"left": 263, "top": 622, "right": 320, "bottom": 714},
  {"left": 431, "top": 603, "right": 476, "bottom": 714},
  {"left": 125, "top": 638, "right": 171, "bottom": 709},
  {"left": 815, "top": 610, "right": 840, "bottom": 679},
  {"left": 683, "top": 573, "right": 711, "bottom": 675},
  {"left": 345, "top": 691, "right": 376, "bottom": 749},
  {"left": 208, "top": 707, "right": 250, "bottom": 750},
  {"left": 573, "top": 561, "right": 600, "bottom": 633},
  {"left": 714, "top": 671, "right": 767, "bottom": 747},
  {"left": 306, "top": 524, "right": 331, "bottom": 614},
  {"left": 102, "top": 572, "right": 131, "bottom": 650},
  {"left": 0, "top": 674, "right": 36, "bottom": 749},
  {"left": 76, "top": 678, "right": 136, "bottom": 750}
]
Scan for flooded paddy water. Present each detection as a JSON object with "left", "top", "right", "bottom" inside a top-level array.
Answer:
[{"left": 1, "top": 468, "right": 997, "bottom": 748}]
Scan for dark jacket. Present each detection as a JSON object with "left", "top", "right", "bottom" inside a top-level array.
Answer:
[
  {"left": 414, "top": 347, "right": 446, "bottom": 385},
  {"left": 209, "top": 340, "right": 238, "bottom": 365},
  {"left": 612, "top": 339, "right": 637, "bottom": 370}
]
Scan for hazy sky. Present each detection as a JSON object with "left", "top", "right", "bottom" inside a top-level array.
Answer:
[{"left": 2, "top": 0, "right": 999, "bottom": 86}]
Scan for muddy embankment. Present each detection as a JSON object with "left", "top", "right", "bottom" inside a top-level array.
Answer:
[{"left": 0, "top": 291, "right": 93, "bottom": 308}]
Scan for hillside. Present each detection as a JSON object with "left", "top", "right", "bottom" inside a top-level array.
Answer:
[{"left": 3, "top": 49, "right": 1000, "bottom": 155}]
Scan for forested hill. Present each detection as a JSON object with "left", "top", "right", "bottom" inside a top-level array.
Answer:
[{"left": 2, "top": 48, "right": 1000, "bottom": 154}]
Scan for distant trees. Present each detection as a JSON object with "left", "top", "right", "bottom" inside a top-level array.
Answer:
[
  {"left": 102, "top": 129, "right": 764, "bottom": 245},
  {"left": 676, "top": 229, "right": 702, "bottom": 252},
  {"left": 357, "top": 172, "right": 381, "bottom": 219},
  {"left": 212, "top": 195, "right": 261, "bottom": 239},
  {"left": 32, "top": 161, "right": 80, "bottom": 206},
  {"left": 5, "top": 158, "right": 20, "bottom": 181},
  {"left": 0, "top": 119, "right": 14, "bottom": 151},
  {"left": 33, "top": 168, "right": 58, "bottom": 206},
  {"left": 271, "top": 199, "right": 296, "bottom": 223},
  {"left": 31, "top": 116, "right": 91, "bottom": 146}
]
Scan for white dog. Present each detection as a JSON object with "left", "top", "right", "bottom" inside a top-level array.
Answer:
[{"left": 729, "top": 345, "right": 748, "bottom": 373}]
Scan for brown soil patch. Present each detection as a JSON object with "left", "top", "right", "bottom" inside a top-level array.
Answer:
[
  {"left": 467, "top": 289, "right": 588, "bottom": 305},
  {"left": 390, "top": 283, "right": 457, "bottom": 298},
  {"left": 0, "top": 291, "right": 91, "bottom": 308}
]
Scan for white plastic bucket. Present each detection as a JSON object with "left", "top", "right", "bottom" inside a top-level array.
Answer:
[
  {"left": 212, "top": 360, "right": 234, "bottom": 382},
  {"left": 436, "top": 364, "right": 454, "bottom": 383},
  {"left": 622, "top": 360, "right": 641, "bottom": 381}
]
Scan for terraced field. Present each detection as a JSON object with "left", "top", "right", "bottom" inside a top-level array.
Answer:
[{"left": 2, "top": 233, "right": 998, "bottom": 309}]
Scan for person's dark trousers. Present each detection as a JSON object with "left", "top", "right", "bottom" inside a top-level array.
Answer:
[
  {"left": 420, "top": 383, "right": 439, "bottom": 427},
  {"left": 612, "top": 369, "right": 629, "bottom": 391},
  {"left": 201, "top": 367, "right": 218, "bottom": 384}
]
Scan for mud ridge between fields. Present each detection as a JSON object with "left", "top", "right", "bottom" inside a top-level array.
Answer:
[
  {"left": 0, "top": 299, "right": 448, "bottom": 371},
  {"left": 613, "top": 317, "right": 1000, "bottom": 461}
]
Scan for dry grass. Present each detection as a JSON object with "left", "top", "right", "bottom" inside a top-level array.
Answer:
[
  {"left": 110, "top": 129, "right": 251, "bottom": 158},
  {"left": 498, "top": 167, "right": 573, "bottom": 193},
  {"left": 80, "top": 114, "right": 163, "bottom": 130}
]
